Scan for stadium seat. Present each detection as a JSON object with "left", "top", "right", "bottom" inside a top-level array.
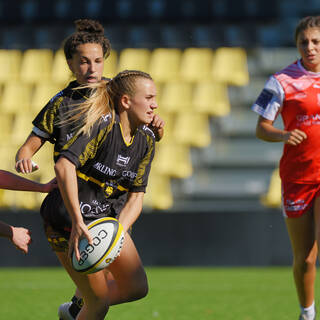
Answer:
[
  {"left": 143, "top": 171, "right": 173, "bottom": 210},
  {"left": 51, "top": 49, "right": 73, "bottom": 85},
  {"left": 117, "top": 48, "right": 151, "bottom": 73},
  {"left": 103, "top": 49, "right": 118, "bottom": 79},
  {"left": 179, "top": 48, "right": 214, "bottom": 82},
  {"left": 153, "top": 143, "right": 193, "bottom": 179},
  {"left": 192, "top": 81, "right": 231, "bottom": 117},
  {"left": 11, "top": 114, "right": 34, "bottom": 145},
  {"left": 126, "top": 25, "right": 163, "bottom": 49},
  {"left": 160, "top": 24, "right": 195, "bottom": 48},
  {"left": 20, "top": 49, "right": 54, "bottom": 84},
  {"left": 0, "top": 82, "right": 32, "bottom": 115},
  {"left": 173, "top": 113, "right": 211, "bottom": 148},
  {"left": 0, "top": 114, "right": 14, "bottom": 143},
  {"left": 255, "top": 47, "right": 299, "bottom": 75},
  {"left": 260, "top": 168, "right": 281, "bottom": 208},
  {"left": 31, "top": 82, "right": 64, "bottom": 115},
  {"left": 148, "top": 48, "right": 182, "bottom": 83},
  {"left": 212, "top": 47, "right": 249, "bottom": 86},
  {"left": 159, "top": 81, "right": 193, "bottom": 114},
  {"left": 0, "top": 143, "right": 18, "bottom": 171},
  {"left": 191, "top": 25, "right": 224, "bottom": 48},
  {"left": 0, "top": 50, "right": 22, "bottom": 83}
]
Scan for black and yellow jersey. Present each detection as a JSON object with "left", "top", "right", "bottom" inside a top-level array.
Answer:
[
  {"left": 32, "top": 80, "right": 92, "bottom": 161},
  {"left": 40, "top": 114, "right": 155, "bottom": 233}
]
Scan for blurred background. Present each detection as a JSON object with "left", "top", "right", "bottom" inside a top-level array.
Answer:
[{"left": 0, "top": 0, "right": 312, "bottom": 267}]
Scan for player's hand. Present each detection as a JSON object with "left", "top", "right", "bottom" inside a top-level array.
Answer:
[
  {"left": 283, "top": 129, "right": 307, "bottom": 146},
  {"left": 10, "top": 227, "right": 32, "bottom": 254},
  {"left": 69, "top": 221, "right": 93, "bottom": 261},
  {"left": 15, "top": 159, "right": 39, "bottom": 174},
  {"left": 41, "top": 178, "right": 58, "bottom": 193},
  {"left": 149, "top": 114, "right": 165, "bottom": 142}
]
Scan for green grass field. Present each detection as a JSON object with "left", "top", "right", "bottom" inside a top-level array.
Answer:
[{"left": 0, "top": 266, "right": 313, "bottom": 319}]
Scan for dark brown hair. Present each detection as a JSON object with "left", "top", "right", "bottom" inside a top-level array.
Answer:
[
  {"left": 295, "top": 16, "right": 320, "bottom": 43},
  {"left": 63, "top": 19, "right": 111, "bottom": 60}
]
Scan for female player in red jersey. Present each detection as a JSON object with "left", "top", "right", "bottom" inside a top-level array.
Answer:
[
  {"left": 15, "top": 19, "right": 164, "bottom": 319},
  {"left": 0, "top": 170, "right": 56, "bottom": 253},
  {"left": 252, "top": 15, "right": 320, "bottom": 320},
  {"left": 41, "top": 70, "right": 157, "bottom": 320}
]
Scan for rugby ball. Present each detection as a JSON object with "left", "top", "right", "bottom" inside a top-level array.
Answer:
[{"left": 72, "top": 217, "right": 124, "bottom": 274}]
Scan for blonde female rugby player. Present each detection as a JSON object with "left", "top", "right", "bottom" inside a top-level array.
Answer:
[
  {"left": 252, "top": 15, "right": 320, "bottom": 320},
  {"left": 0, "top": 170, "right": 56, "bottom": 253},
  {"left": 15, "top": 19, "right": 164, "bottom": 319},
  {"left": 41, "top": 70, "right": 157, "bottom": 320}
]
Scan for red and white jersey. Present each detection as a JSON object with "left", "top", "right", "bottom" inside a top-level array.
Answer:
[{"left": 252, "top": 60, "right": 320, "bottom": 183}]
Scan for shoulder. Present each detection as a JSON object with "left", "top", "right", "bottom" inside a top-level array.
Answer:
[{"left": 274, "top": 60, "right": 302, "bottom": 80}]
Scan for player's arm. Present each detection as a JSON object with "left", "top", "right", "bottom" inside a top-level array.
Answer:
[
  {"left": 0, "top": 170, "right": 57, "bottom": 193},
  {"left": 256, "top": 116, "right": 307, "bottom": 146},
  {"left": 118, "top": 192, "right": 144, "bottom": 233},
  {"left": 149, "top": 114, "right": 165, "bottom": 142},
  {"left": 15, "top": 133, "right": 46, "bottom": 173},
  {"left": 0, "top": 221, "right": 31, "bottom": 254},
  {"left": 54, "top": 157, "right": 92, "bottom": 260}
]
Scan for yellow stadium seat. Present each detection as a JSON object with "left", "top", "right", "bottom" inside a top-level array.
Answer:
[
  {"left": 51, "top": 49, "right": 73, "bottom": 85},
  {"left": 173, "top": 113, "right": 211, "bottom": 148},
  {"left": 11, "top": 114, "right": 34, "bottom": 145},
  {"left": 103, "top": 49, "right": 118, "bottom": 79},
  {"left": 143, "top": 171, "right": 173, "bottom": 210},
  {"left": 0, "top": 50, "right": 22, "bottom": 83},
  {"left": 212, "top": 47, "right": 249, "bottom": 86},
  {"left": 159, "top": 81, "right": 193, "bottom": 114},
  {"left": 153, "top": 143, "right": 192, "bottom": 179},
  {"left": 0, "top": 114, "right": 14, "bottom": 142},
  {"left": 180, "top": 48, "right": 214, "bottom": 82},
  {"left": 192, "top": 81, "right": 230, "bottom": 117},
  {"left": 117, "top": 48, "right": 151, "bottom": 73},
  {"left": 20, "top": 49, "right": 54, "bottom": 84},
  {"left": 0, "top": 143, "right": 17, "bottom": 171},
  {"left": 31, "top": 82, "right": 64, "bottom": 114},
  {"left": 154, "top": 111, "right": 174, "bottom": 144},
  {"left": 0, "top": 81, "right": 32, "bottom": 114},
  {"left": 149, "top": 48, "right": 182, "bottom": 83},
  {"left": 261, "top": 168, "right": 281, "bottom": 208}
]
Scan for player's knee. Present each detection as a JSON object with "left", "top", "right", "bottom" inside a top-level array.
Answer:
[
  {"left": 294, "top": 254, "right": 317, "bottom": 272},
  {"left": 126, "top": 273, "right": 149, "bottom": 301}
]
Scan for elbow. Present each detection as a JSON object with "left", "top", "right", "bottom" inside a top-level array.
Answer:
[{"left": 54, "top": 157, "right": 74, "bottom": 177}]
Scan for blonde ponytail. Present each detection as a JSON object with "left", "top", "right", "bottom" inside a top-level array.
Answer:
[
  {"left": 57, "top": 80, "right": 114, "bottom": 136},
  {"left": 58, "top": 70, "right": 153, "bottom": 136}
]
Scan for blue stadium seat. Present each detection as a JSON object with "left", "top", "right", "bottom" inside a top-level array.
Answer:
[
  {"left": 127, "top": 26, "right": 163, "bottom": 49},
  {"left": 1, "top": 27, "right": 35, "bottom": 50},
  {"left": 104, "top": 25, "right": 128, "bottom": 51},
  {"left": 224, "top": 24, "right": 257, "bottom": 47},
  {"left": 34, "top": 26, "right": 68, "bottom": 50},
  {"left": 160, "top": 25, "right": 194, "bottom": 48},
  {"left": 191, "top": 25, "right": 225, "bottom": 48}
]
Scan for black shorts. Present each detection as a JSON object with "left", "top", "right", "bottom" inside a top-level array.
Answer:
[{"left": 40, "top": 189, "right": 117, "bottom": 252}]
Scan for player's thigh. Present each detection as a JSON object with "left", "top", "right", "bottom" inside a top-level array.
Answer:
[
  {"left": 56, "top": 251, "right": 109, "bottom": 301},
  {"left": 285, "top": 209, "right": 316, "bottom": 260},
  {"left": 313, "top": 196, "right": 320, "bottom": 242},
  {"left": 107, "top": 232, "right": 147, "bottom": 287}
]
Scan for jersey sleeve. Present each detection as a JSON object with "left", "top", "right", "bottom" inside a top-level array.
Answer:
[
  {"left": 58, "top": 117, "right": 112, "bottom": 168},
  {"left": 251, "top": 75, "right": 284, "bottom": 121},
  {"left": 130, "top": 131, "right": 155, "bottom": 193},
  {"left": 32, "top": 92, "right": 64, "bottom": 143}
]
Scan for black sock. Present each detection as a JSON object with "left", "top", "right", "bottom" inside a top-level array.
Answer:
[{"left": 68, "top": 296, "right": 83, "bottom": 318}]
